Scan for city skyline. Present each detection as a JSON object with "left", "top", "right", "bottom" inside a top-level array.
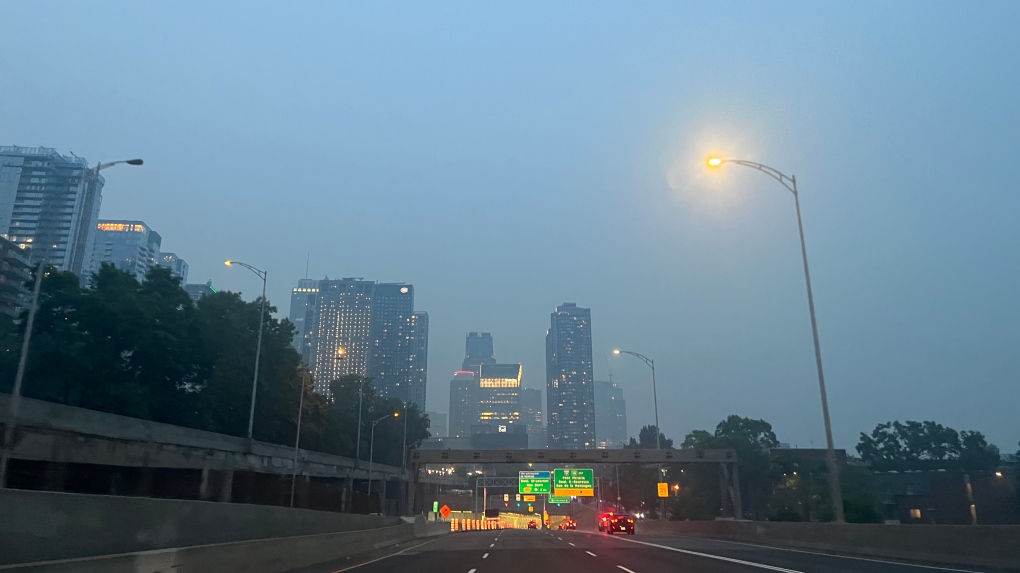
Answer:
[{"left": 4, "top": 1, "right": 1018, "bottom": 454}]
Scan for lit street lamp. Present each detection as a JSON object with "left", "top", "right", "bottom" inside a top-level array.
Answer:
[
  {"left": 224, "top": 260, "right": 268, "bottom": 443},
  {"left": 368, "top": 411, "right": 400, "bottom": 500},
  {"left": 706, "top": 156, "right": 845, "bottom": 523},
  {"left": 612, "top": 349, "right": 665, "bottom": 520}
]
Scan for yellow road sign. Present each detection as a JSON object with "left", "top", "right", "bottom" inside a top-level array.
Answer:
[{"left": 657, "top": 482, "right": 669, "bottom": 498}]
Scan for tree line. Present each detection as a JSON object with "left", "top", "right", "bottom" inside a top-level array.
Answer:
[
  {"left": 609, "top": 414, "right": 1009, "bottom": 523},
  {"left": 0, "top": 264, "right": 428, "bottom": 467}
]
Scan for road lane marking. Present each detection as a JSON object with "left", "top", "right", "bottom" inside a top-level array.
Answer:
[
  {"left": 557, "top": 537, "right": 563, "bottom": 540},
  {"left": 327, "top": 538, "right": 440, "bottom": 572},
  {"left": 483, "top": 553, "right": 489, "bottom": 559},
  {"left": 606, "top": 537, "right": 805, "bottom": 573},
  {"left": 648, "top": 536, "right": 987, "bottom": 573},
  {"left": 468, "top": 570, "right": 476, "bottom": 573},
  {"left": 569, "top": 542, "right": 576, "bottom": 546},
  {"left": 617, "top": 567, "right": 636, "bottom": 573},
  {"left": 586, "top": 551, "right": 597, "bottom": 557},
  {"left": 490, "top": 543, "right": 495, "bottom": 547}
]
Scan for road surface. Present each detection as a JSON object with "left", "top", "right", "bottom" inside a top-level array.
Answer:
[{"left": 285, "top": 527, "right": 1003, "bottom": 573}]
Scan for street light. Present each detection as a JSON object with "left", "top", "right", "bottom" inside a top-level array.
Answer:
[
  {"left": 612, "top": 348, "right": 665, "bottom": 520},
  {"left": 368, "top": 411, "right": 400, "bottom": 501},
  {"left": 706, "top": 156, "right": 845, "bottom": 523},
  {"left": 289, "top": 372, "right": 309, "bottom": 508},
  {"left": 224, "top": 260, "right": 268, "bottom": 443}
]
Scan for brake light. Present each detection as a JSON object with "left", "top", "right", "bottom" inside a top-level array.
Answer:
[{"left": 628, "top": 519, "right": 634, "bottom": 523}]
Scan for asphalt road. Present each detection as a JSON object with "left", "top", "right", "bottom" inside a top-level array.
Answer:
[{"left": 286, "top": 527, "right": 1007, "bottom": 573}]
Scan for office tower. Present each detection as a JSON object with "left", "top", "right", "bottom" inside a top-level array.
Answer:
[
  {"left": 545, "top": 302, "right": 596, "bottom": 449},
  {"left": 366, "top": 284, "right": 415, "bottom": 401},
  {"left": 448, "top": 370, "right": 477, "bottom": 438},
  {"left": 594, "top": 381, "right": 628, "bottom": 448},
  {"left": 157, "top": 252, "right": 189, "bottom": 283},
  {"left": 184, "top": 281, "right": 217, "bottom": 302},
  {"left": 408, "top": 311, "right": 429, "bottom": 410},
  {"left": 89, "top": 220, "right": 162, "bottom": 282},
  {"left": 520, "top": 387, "right": 544, "bottom": 448},
  {"left": 288, "top": 279, "right": 319, "bottom": 366},
  {"left": 0, "top": 236, "right": 32, "bottom": 317},
  {"left": 477, "top": 363, "right": 522, "bottom": 429},
  {"left": 426, "top": 411, "right": 447, "bottom": 437},
  {"left": 292, "top": 277, "right": 423, "bottom": 399},
  {"left": 0, "top": 146, "right": 102, "bottom": 275},
  {"left": 310, "top": 278, "right": 375, "bottom": 395},
  {"left": 462, "top": 332, "right": 495, "bottom": 372}
]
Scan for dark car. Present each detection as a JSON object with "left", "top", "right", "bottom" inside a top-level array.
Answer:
[
  {"left": 527, "top": 520, "right": 537, "bottom": 530},
  {"left": 563, "top": 519, "right": 577, "bottom": 530},
  {"left": 607, "top": 514, "right": 635, "bottom": 535}
]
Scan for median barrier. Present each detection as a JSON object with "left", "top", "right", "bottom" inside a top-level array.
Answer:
[{"left": 636, "top": 520, "right": 1020, "bottom": 570}]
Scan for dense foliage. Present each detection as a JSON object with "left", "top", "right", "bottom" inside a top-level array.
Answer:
[
  {"left": 0, "top": 264, "right": 428, "bottom": 466},
  {"left": 856, "top": 421, "right": 1001, "bottom": 472}
]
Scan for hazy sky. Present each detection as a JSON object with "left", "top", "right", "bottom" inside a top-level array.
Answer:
[{"left": 3, "top": 1, "right": 1018, "bottom": 453}]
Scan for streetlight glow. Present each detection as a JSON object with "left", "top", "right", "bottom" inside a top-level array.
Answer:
[
  {"left": 612, "top": 349, "right": 621, "bottom": 354},
  {"left": 707, "top": 157, "right": 724, "bottom": 167},
  {"left": 224, "top": 260, "right": 232, "bottom": 266}
]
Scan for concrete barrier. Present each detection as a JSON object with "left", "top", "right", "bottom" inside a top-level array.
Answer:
[
  {"left": 0, "top": 490, "right": 401, "bottom": 565},
  {"left": 637, "top": 520, "right": 1020, "bottom": 570}
]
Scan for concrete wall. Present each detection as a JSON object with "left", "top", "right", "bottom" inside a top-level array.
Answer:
[
  {"left": 638, "top": 520, "right": 1020, "bottom": 570},
  {"left": 0, "top": 490, "right": 402, "bottom": 565}
]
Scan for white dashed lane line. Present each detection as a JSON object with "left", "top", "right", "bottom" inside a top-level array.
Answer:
[
  {"left": 617, "top": 567, "right": 636, "bottom": 573},
  {"left": 586, "top": 551, "right": 597, "bottom": 557},
  {"left": 569, "top": 542, "right": 576, "bottom": 546},
  {"left": 482, "top": 553, "right": 489, "bottom": 559}
]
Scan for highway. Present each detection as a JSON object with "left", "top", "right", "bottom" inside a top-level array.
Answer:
[{"left": 286, "top": 527, "right": 1003, "bottom": 573}]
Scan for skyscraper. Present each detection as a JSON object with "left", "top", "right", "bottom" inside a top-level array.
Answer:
[
  {"left": 594, "top": 381, "right": 628, "bottom": 448},
  {"left": 463, "top": 332, "right": 495, "bottom": 372},
  {"left": 520, "top": 387, "right": 546, "bottom": 449},
  {"left": 157, "top": 252, "right": 189, "bottom": 283},
  {"left": 0, "top": 146, "right": 102, "bottom": 275},
  {"left": 408, "top": 311, "right": 429, "bottom": 410},
  {"left": 546, "top": 302, "right": 596, "bottom": 449},
  {"left": 291, "top": 277, "right": 424, "bottom": 399},
  {"left": 288, "top": 279, "right": 319, "bottom": 366},
  {"left": 89, "top": 220, "right": 162, "bottom": 282},
  {"left": 448, "top": 370, "right": 477, "bottom": 438},
  {"left": 477, "top": 363, "right": 523, "bottom": 430}
]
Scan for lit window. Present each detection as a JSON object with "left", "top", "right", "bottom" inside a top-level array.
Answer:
[{"left": 909, "top": 508, "right": 921, "bottom": 519}]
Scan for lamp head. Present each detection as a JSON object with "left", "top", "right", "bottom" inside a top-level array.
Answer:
[{"left": 707, "top": 157, "right": 724, "bottom": 167}]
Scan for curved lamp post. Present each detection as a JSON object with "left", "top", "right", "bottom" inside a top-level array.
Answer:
[
  {"left": 224, "top": 260, "right": 268, "bottom": 442},
  {"left": 368, "top": 412, "right": 400, "bottom": 499},
  {"left": 612, "top": 349, "right": 665, "bottom": 519},
  {"left": 706, "top": 157, "right": 845, "bottom": 523}
]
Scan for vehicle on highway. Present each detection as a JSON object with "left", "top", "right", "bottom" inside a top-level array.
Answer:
[
  {"left": 597, "top": 511, "right": 614, "bottom": 531},
  {"left": 606, "top": 514, "right": 635, "bottom": 535},
  {"left": 563, "top": 519, "right": 577, "bottom": 530},
  {"left": 527, "top": 520, "right": 537, "bottom": 530}
]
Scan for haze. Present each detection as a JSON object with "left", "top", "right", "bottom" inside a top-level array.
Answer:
[{"left": 3, "top": 0, "right": 1018, "bottom": 452}]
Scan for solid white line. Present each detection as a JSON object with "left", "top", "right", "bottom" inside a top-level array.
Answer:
[
  {"left": 586, "top": 551, "right": 598, "bottom": 557},
  {"left": 606, "top": 537, "right": 805, "bottom": 573},
  {"left": 617, "top": 567, "right": 636, "bottom": 573},
  {"left": 482, "top": 553, "right": 489, "bottom": 559},
  {"left": 649, "top": 536, "right": 986, "bottom": 573}
]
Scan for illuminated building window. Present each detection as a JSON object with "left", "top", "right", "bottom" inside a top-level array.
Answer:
[{"left": 909, "top": 508, "right": 921, "bottom": 519}]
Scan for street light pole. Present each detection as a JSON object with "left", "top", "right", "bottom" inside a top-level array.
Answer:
[
  {"left": 224, "top": 260, "right": 268, "bottom": 443},
  {"left": 612, "top": 349, "right": 665, "bottom": 519},
  {"left": 706, "top": 157, "right": 845, "bottom": 523},
  {"left": 289, "top": 373, "right": 307, "bottom": 508},
  {"left": 368, "top": 412, "right": 399, "bottom": 505}
]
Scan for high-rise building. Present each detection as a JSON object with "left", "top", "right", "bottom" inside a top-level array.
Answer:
[
  {"left": 448, "top": 370, "right": 477, "bottom": 438},
  {"left": 288, "top": 279, "right": 320, "bottom": 366},
  {"left": 0, "top": 236, "right": 32, "bottom": 317},
  {"left": 408, "top": 311, "right": 429, "bottom": 410},
  {"left": 184, "top": 281, "right": 217, "bottom": 302},
  {"left": 521, "top": 387, "right": 543, "bottom": 430},
  {"left": 89, "top": 220, "right": 162, "bottom": 282},
  {"left": 157, "top": 252, "right": 189, "bottom": 283},
  {"left": 594, "top": 381, "right": 628, "bottom": 448},
  {"left": 477, "top": 363, "right": 522, "bottom": 430},
  {"left": 426, "top": 411, "right": 447, "bottom": 437},
  {"left": 0, "top": 146, "right": 102, "bottom": 275},
  {"left": 545, "top": 302, "right": 596, "bottom": 449},
  {"left": 292, "top": 277, "right": 424, "bottom": 399},
  {"left": 462, "top": 332, "right": 495, "bottom": 372}
]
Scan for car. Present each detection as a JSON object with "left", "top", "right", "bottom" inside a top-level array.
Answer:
[
  {"left": 527, "top": 521, "right": 537, "bottom": 530},
  {"left": 598, "top": 512, "right": 614, "bottom": 532},
  {"left": 564, "top": 519, "right": 577, "bottom": 530},
  {"left": 606, "top": 514, "right": 635, "bottom": 535}
]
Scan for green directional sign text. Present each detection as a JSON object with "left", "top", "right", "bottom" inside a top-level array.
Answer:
[
  {"left": 519, "top": 470, "right": 552, "bottom": 494},
  {"left": 553, "top": 468, "right": 595, "bottom": 497},
  {"left": 548, "top": 495, "right": 571, "bottom": 504}
]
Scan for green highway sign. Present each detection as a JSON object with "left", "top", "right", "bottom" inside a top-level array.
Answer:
[
  {"left": 553, "top": 468, "right": 595, "bottom": 497},
  {"left": 432, "top": 501, "right": 439, "bottom": 513},
  {"left": 519, "top": 471, "right": 552, "bottom": 494},
  {"left": 548, "top": 495, "right": 571, "bottom": 504}
]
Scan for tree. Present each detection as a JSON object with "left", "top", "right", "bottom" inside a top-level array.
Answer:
[{"left": 857, "top": 421, "right": 1000, "bottom": 472}]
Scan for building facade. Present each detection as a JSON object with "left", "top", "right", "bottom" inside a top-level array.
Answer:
[
  {"left": 157, "top": 252, "right": 189, "bottom": 283},
  {"left": 366, "top": 284, "right": 415, "bottom": 401},
  {"left": 462, "top": 332, "right": 495, "bottom": 372},
  {"left": 477, "top": 363, "right": 523, "bottom": 430},
  {"left": 448, "top": 370, "right": 477, "bottom": 438},
  {"left": 426, "top": 411, "right": 447, "bottom": 437},
  {"left": 545, "top": 302, "right": 596, "bottom": 449},
  {"left": 0, "top": 236, "right": 32, "bottom": 317},
  {"left": 408, "top": 311, "right": 429, "bottom": 410},
  {"left": 89, "top": 220, "right": 162, "bottom": 282},
  {"left": 184, "top": 281, "right": 217, "bottom": 302},
  {"left": 0, "top": 146, "right": 102, "bottom": 275},
  {"left": 288, "top": 279, "right": 319, "bottom": 366},
  {"left": 594, "top": 380, "right": 628, "bottom": 448},
  {"left": 520, "top": 387, "right": 545, "bottom": 448}
]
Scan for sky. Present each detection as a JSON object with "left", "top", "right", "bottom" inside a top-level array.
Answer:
[{"left": 3, "top": 1, "right": 1018, "bottom": 453}]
